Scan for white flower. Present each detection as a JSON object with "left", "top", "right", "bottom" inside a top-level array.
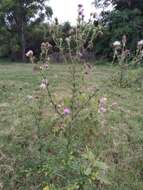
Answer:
[
  {"left": 137, "top": 40, "right": 143, "bottom": 47},
  {"left": 26, "top": 50, "right": 33, "bottom": 57},
  {"left": 40, "top": 83, "right": 46, "bottom": 90},
  {"left": 113, "top": 41, "right": 121, "bottom": 48}
]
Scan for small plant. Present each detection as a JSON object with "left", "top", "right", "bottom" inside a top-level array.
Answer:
[
  {"left": 112, "top": 36, "right": 143, "bottom": 88},
  {"left": 131, "top": 40, "right": 143, "bottom": 89},
  {"left": 132, "top": 40, "right": 143, "bottom": 67}
]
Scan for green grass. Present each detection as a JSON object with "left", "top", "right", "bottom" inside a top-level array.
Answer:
[{"left": 0, "top": 62, "right": 143, "bottom": 190}]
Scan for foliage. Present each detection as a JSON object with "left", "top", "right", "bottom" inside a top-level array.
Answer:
[
  {"left": 0, "top": 0, "right": 53, "bottom": 61},
  {"left": 92, "top": 0, "right": 143, "bottom": 58},
  {"left": 1, "top": 0, "right": 143, "bottom": 61}
]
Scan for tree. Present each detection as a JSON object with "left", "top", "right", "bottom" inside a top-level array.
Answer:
[
  {"left": 0, "top": 0, "right": 53, "bottom": 61},
  {"left": 109, "top": 0, "right": 143, "bottom": 11},
  {"left": 92, "top": 0, "right": 143, "bottom": 58},
  {"left": 94, "top": 0, "right": 143, "bottom": 10}
]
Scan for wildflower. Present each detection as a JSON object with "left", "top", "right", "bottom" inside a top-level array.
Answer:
[
  {"left": 45, "top": 42, "right": 49, "bottom": 48},
  {"left": 137, "top": 40, "right": 143, "bottom": 48},
  {"left": 40, "top": 66, "right": 43, "bottom": 70},
  {"left": 65, "top": 37, "right": 71, "bottom": 46},
  {"left": 43, "top": 64, "right": 49, "bottom": 69},
  {"left": 78, "top": 4, "right": 83, "bottom": 8},
  {"left": 99, "top": 107, "right": 107, "bottom": 113},
  {"left": 93, "top": 13, "right": 97, "bottom": 19},
  {"left": 26, "top": 50, "right": 33, "bottom": 57},
  {"left": 78, "top": 4, "right": 84, "bottom": 20},
  {"left": 45, "top": 42, "right": 52, "bottom": 49},
  {"left": 113, "top": 41, "right": 121, "bottom": 48},
  {"left": 65, "top": 37, "right": 70, "bottom": 43},
  {"left": 55, "top": 17, "right": 59, "bottom": 25},
  {"left": 82, "top": 14, "right": 85, "bottom": 21},
  {"left": 78, "top": 11, "right": 83, "bottom": 16},
  {"left": 40, "top": 83, "right": 47, "bottom": 90},
  {"left": 69, "top": 28, "right": 74, "bottom": 35},
  {"left": 78, "top": 8, "right": 84, "bottom": 16},
  {"left": 40, "top": 78, "right": 49, "bottom": 90},
  {"left": 63, "top": 108, "right": 71, "bottom": 115},
  {"left": 41, "top": 42, "right": 46, "bottom": 51},
  {"left": 59, "top": 38, "right": 63, "bottom": 43}
]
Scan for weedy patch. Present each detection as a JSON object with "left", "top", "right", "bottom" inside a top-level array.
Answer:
[
  {"left": 0, "top": 63, "right": 142, "bottom": 190},
  {"left": 0, "top": 5, "right": 143, "bottom": 190}
]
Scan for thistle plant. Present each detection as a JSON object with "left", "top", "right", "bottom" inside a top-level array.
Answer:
[
  {"left": 132, "top": 40, "right": 143, "bottom": 88},
  {"left": 112, "top": 35, "right": 130, "bottom": 87},
  {"left": 26, "top": 5, "right": 109, "bottom": 189},
  {"left": 134, "top": 40, "right": 143, "bottom": 66}
]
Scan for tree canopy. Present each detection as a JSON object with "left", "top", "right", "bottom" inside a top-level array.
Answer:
[
  {"left": 1, "top": 0, "right": 143, "bottom": 61},
  {"left": 0, "top": 0, "right": 53, "bottom": 61}
]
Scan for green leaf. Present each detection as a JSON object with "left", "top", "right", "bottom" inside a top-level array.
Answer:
[
  {"left": 84, "top": 167, "right": 92, "bottom": 176},
  {"left": 94, "top": 160, "right": 108, "bottom": 170}
]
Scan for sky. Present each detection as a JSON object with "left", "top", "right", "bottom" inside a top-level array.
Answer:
[{"left": 49, "top": 0, "right": 101, "bottom": 24}]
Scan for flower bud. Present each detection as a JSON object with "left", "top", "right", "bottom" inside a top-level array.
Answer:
[
  {"left": 26, "top": 50, "right": 33, "bottom": 57},
  {"left": 113, "top": 41, "right": 121, "bottom": 48}
]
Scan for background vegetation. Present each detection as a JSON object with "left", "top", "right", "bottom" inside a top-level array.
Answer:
[{"left": 0, "top": 0, "right": 143, "bottom": 62}]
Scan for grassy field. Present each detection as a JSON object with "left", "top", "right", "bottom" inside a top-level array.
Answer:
[{"left": 0, "top": 62, "right": 143, "bottom": 190}]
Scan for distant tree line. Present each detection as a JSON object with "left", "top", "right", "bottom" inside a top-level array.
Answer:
[{"left": 0, "top": 0, "right": 143, "bottom": 62}]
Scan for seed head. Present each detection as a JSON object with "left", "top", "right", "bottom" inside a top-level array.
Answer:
[{"left": 26, "top": 50, "right": 33, "bottom": 57}]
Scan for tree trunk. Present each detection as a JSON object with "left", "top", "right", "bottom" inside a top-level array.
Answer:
[
  {"left": 21, "top": 20, "right": 26, "bottom": 62},
  {"left": 20, "top": 0, "right": 26, "bottom": 62}
]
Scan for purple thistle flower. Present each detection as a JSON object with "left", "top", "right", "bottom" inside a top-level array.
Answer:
[
  {"left": 78, "top": 4, "right": 83, "bottom": 8},
  {"left": 63, "top": 108, "right": 71, "bottom": 115}
]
